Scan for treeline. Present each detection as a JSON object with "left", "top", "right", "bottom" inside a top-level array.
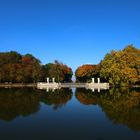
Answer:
[
  {"left": 0, "top": 51, "right": 72, "bottom": 83},
  {"left": 75, "top": 45, "right": 140, "bottom": 86},
  {"left": 0, "top": 45, "right": 140, "bottom": 85}
]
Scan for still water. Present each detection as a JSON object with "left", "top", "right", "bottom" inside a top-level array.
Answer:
[{"left": 0, "top": 87, "right": 140, "bottom": 140}]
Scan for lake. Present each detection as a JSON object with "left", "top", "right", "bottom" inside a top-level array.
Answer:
[{"left": 0, "top": 87, "right": 140, "bottom": 140}]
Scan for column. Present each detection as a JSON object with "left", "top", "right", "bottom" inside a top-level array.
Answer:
[
  {"left": 52, "top": 77, "right": 55, "bottom": 83},
  {"left": 97, "top": 78, "right": 100, "bottom": 84},
  {"left": 47, "top": 77, "right": 49, "bottom": 83},
  {"left": 98, "top": 88, "right": 100, "bottom": 92},
  {"left": 46, "top": 88, "right": 49, "bottom": 92},
  {"left": 92, "top": 78, "right": 95, "bottom": 83},
  {"left": 52, "top": 88, "right": 55, "bottom": 92},
  {"left": 92, "top": 88, "right": 95, "bottom": 92}
]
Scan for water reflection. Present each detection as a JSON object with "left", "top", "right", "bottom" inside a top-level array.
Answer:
[
  {"left": 40, "top": 88, "right": 73, "bottom": 110},
  {"left": 0, "top": 88, "right": 40, "bottom": 121},
  {"left": 75, "top": 88, "right": 98, "bottom": 105},
  {"left": 0, "top": 87, "right": 140, "bottom": 132},
  {"left": 98, "top": 88, "right": 140, "bottom": 131},
  {"left": 75, "top": 88, "right": 140, "bottom": 131},
  {"left": 0, "top": 88, "right": 73, "bottom": 121}
]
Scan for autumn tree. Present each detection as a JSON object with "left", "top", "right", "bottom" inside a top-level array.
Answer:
[
  {"left": 0, "top": 51, "right": 21, "bottom": 66},
  {"left": 22, "top": 54, "right": 41, "bottom": 83},
  {"left": 100, "top": 45, "right": 140, "bottom": 86},
  {"left": 0, "top": 51, "right": 42, "bottom": 83},
  {"left": 75, "top": 64, "right": 100, "bottom": 82},
  {"left": 0, "top": 51, "right": 22, "bottom": 83},
  {"left": 0, "top": 52, "right": 73, "bottom": 83},
  {"left": 42, "top": 61, "right": 73, "bottom": 82}
]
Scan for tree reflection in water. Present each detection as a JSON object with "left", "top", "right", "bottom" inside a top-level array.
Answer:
[
  {"left": 75, "top": 88, "right": 140, "bottom": 131},
  {"left": 75, "top": 88, "right": 98, "bottom": 105},
  {"left": 0, "top": 88, "right": 73, "bottom": 121},
  {"left": 41, "top": 88, "right": 73, "bottom": 110},
  {"left": 99, "top": 88, "right": 140, "bottom": 132},
  {"left": 0, "top": 87, "right": 140, "bottom": 132},
  {"left": 0, "top": 88, "right": 40, "bottom": 121}
]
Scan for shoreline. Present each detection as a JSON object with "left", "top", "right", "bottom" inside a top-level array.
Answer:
[
  {"left": 0, "top": 83, "right": 37, "bottom": 88},
  {"left": 0, "top": 83, "right": 140, "bottom": 88}
]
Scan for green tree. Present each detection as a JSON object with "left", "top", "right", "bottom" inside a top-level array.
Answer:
[{"left": 100, "top": 45, "right": 140, "bottom": 85}]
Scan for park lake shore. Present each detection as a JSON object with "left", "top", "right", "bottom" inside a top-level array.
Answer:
[
  {"left": 0, "top": 83, "right": 37, "bottom": 88},
  {"left": 0, "top": 83, "right": 140, "bottom": 88}
]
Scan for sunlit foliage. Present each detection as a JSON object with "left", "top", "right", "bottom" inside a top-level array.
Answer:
[
  {"left": 100, "top": 45, "right": 140, "bottom": 85},
  {"left": 75, "top": 64, "right": 100, "bottom": 82}
]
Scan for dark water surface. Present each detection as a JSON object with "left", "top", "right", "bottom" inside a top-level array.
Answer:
[{"left": 0, "top": 87, "right": 140, "bottom": 140}]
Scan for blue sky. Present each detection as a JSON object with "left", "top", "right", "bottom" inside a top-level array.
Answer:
[{"left": 0, "top": 0, "right": 140, "bottom": 71}]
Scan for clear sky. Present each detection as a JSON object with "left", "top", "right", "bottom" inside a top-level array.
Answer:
[{"left": 0, "top": 0, "right": 140, "bottom": 71}]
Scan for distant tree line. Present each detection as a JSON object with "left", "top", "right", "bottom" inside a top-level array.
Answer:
[
  {"left": 0, "top": 45, "right": 140, "bottom": 85},
  {"left": 0, "top": 51, "right": 72, "bottom": 83}
]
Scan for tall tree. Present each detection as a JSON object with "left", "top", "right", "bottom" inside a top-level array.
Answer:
[{"left": 100, "top": 45, "right": 140, "bottom": 85}]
